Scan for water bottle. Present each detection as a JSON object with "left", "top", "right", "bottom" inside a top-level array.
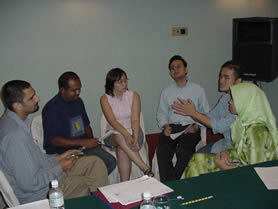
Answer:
[
  {"left": 49, "top": 180, "right": 65, "bottom": 209},
  {"left": 140, "top": 192, "right": 155, "bottom": 209}
]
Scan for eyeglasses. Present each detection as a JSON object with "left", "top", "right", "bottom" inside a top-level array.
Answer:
[
  {"left": 169, "top": 64, "right": 184, "bottom": 71},
  {"left": 115, "top": 78, "right": 129, "bottom": 85}
]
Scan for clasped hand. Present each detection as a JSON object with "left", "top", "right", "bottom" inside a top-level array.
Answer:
[
  {"left": 126, "top": 135, "right": 140, "bottom": 152},
  {"left": 214, "top": 151, "right": 233, "bottom": 170},
  {"left": 163, "top": 124, "right": 172, "bottom": 136}
]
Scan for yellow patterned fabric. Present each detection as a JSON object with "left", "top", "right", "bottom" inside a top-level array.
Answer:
[{"left": 181, "top": 83, "right": 278, "bottom": 179}]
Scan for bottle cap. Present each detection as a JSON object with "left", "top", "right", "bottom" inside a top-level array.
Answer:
[
  {"left": 51, "top": 180, "right": 58, "bottom": 188},
  {"left": 143, "top": 191, "right": 151, "bottom": 200}
]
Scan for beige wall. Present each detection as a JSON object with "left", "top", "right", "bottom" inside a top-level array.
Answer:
[{"left": 1, "top": 0, "right": 278, "bottom": 135}]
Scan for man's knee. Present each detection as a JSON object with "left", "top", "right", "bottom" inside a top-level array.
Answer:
[
  {"left": 84, "top": 156, "right": 108, "bottom": 185},
  {"left": 79, "top": 156, "right": 108, "bottom": 174},
  {"left": 176, "top": 140, "right": 198, "bottom": 157},
  {"left": 157, "top": 134, "right": 173, "bottom": 151},
  {"left": 176, "top": 147, "right": 193, "bottom": 159},
  {"left": 92, "top": 156, "right": 108, "bottom": 171},
  {"left": 180, "top": 133, "right": 200, "bottom": 148}
]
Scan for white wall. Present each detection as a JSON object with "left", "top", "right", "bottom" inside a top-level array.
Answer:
[{"left": 1, "top": 0, "right": 278, "bottom": 135}]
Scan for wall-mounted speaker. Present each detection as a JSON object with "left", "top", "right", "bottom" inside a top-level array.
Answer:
[{"left": 233, "top": 17, "right": 278, "bottom": 82}]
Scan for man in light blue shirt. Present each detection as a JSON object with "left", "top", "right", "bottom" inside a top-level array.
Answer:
[
  {"left": 172, "top": 61, "right": 242, "bottom": 154},
  {"left": 156, "top": 55, "right": 209, "bottom": 182}
]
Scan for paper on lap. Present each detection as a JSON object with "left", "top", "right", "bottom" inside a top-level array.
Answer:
[{"left": 170, "top": 124, "right": 192, "bottom": 140}]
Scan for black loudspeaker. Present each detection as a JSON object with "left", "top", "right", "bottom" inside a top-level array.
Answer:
[{"left": 233, "top": 17, "right": 278, "bottom": 82}]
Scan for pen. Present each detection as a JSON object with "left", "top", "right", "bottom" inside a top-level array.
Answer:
[
  {"left": 169, "top": 196, "right": 184, "bottom": 201},
  {"left": 181, "top": 195, "right": 213, "bottom": 206},
  {"left": 71, "top": 153, "right": 82, "bottom": 157}
]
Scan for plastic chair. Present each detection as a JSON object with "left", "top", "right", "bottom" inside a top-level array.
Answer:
[
  {"left": 30, "top": 114, "right": 46, "bottom": 153},
  {"left": 0, "top": 169, "right": 20, "bottom": 207},
  {"left": 100, "top": 112, "right": 150, "bottom": 184}
]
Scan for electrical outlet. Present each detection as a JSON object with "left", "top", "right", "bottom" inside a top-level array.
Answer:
[{"left": 172, "top": 27, "right": 188, "bottom": 36}]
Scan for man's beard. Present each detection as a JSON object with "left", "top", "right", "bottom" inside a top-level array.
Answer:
[{"left": 33, "top": 104, "right": 39, "bottom": 113}]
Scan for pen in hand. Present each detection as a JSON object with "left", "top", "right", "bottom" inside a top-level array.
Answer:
[{"left": 71, "top": 153, "right": 83, "bottom": 157}]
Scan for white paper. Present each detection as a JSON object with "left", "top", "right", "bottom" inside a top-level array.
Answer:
[
  {"left": 170, "top": 124, "right": 192, "bottom": 140},
  {"left": 8, "top": 199, "right": 50, "bottom": 209},
  {"left": 98, "top": 176, "right": 173, "bottom": 205},
  {"left": 254, "top": 166, "right": 278, "bottom": 190}
]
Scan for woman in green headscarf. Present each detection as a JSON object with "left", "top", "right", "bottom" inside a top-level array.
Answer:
[{"left": 181, "top": 82, "right": 278, "bottom": 179}]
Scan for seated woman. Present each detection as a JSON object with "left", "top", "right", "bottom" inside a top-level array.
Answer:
[
  {"left": 100, "top": 68, "right": 153, "bottom": 182},
  {"left": 181, "top": 82, "right": 278, "bottom": 179}
]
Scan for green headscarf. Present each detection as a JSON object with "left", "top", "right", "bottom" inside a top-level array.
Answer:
[{"left": 230, "top": 82, "right": 278, "bottom": 152}]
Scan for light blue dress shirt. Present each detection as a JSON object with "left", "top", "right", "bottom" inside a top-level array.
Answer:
[
  {"left": 207, "top": 93, "right": 237, "bottom": 153},
  {"left": 157, "top": 81, "right": 209, "bottom": 129}
]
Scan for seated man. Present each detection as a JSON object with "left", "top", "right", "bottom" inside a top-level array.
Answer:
[
  {"left": 172, "top": 61, "right": 242, "bottom": 154},
  {"left": 42, "top": 71, "right": 116, "bottom": 175},
  {"left": 156, "top": 55, "right": 209, "bottom": 182},
  {"left": 0, "top": 80, "right": 108, "bottom": 204}
]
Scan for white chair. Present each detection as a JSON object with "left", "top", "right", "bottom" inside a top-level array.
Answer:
[
  {"left": 100, "top": 112, "right": 150, "bottom": 184},
  {"left": 0, "top": 169, "right": 20, "bottom": 207},
  {"left": 30, "top": 114, "right": 46, "bottom": 153},
  {"left": 196, "top": 127, "right": 207, "bottom": 151}
]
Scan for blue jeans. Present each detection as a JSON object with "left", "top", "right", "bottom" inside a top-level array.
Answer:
[
  {"left": 196, "top": 142, "right": 215, "bottom": 153},
  {"left": 83, "top": 147, "right": 116, "bottom": 175}
]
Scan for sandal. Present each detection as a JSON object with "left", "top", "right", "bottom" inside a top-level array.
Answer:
[{"left": 144, "top": 168, "right": 154, "bottom": 177}]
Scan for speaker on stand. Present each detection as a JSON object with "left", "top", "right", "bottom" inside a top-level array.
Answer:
[{"left": 232, "top": 17, "right": 278, "bottom": 82}]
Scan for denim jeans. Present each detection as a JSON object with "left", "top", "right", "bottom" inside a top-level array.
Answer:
[
  {"left": 196, "top": 141, "right": 215, "bottom": 153},
  {"left": 82, "top": 147, "right": 116, "bottom": 175}
]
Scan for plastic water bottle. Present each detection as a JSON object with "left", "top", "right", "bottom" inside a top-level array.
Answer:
[
  {"left": 49, "top": 180, "right": 65, "bottom": 209},
  {"left": 140, "top": 192, "right": 155, "bottom": 209}
]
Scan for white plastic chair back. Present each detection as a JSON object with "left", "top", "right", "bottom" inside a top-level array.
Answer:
[
  {"left": 31, "top": 115, "right": 46, "bottom": 153},
  {"left": 100, "top": 112, "right": 150, "bottom": 184},
  {"left": 195, "top": 127, "right": 207, "bottom": 151},
  {"left": 0, "top": 169, "right": 19, "bottom": 207}
]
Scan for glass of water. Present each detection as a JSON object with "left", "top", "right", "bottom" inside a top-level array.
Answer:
[{"left": 154, "top": 195, "right": 170, "bottom": 209}]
